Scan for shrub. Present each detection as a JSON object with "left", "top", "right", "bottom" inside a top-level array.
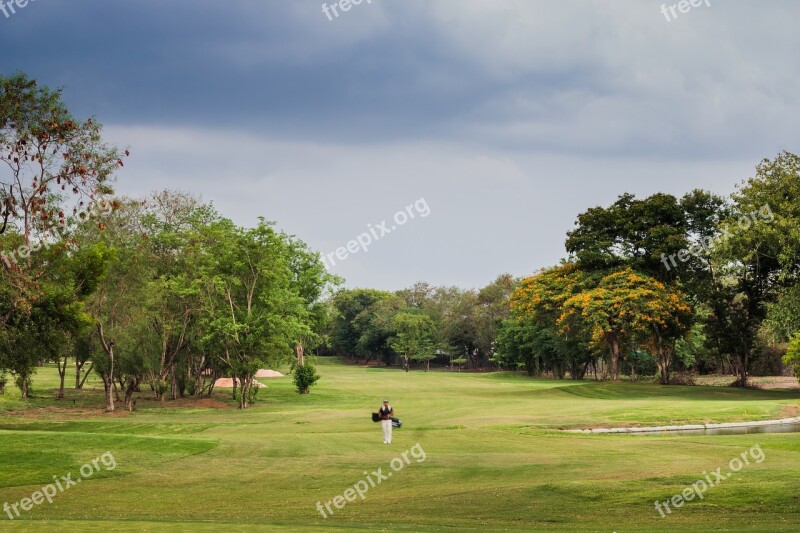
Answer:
[{"left": 294, "top": 364, "right": 320, "bottom": 394}]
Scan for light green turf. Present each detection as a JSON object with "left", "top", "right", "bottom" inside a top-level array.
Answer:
[{"left": 1, "top": 360, "right": 799, "bottom": 531}]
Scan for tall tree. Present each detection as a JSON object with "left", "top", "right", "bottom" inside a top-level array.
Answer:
[
  {"left": 1, "top": 72, "right": 126, "bottom": 325},
  {"left": 709, "top": 152, "right": 799, "bottom": 385},
  {"left": 197, "top": 219, "right": 310, "bottom": 409},
  {"left": 389, "top": 312, "right": 436, "bottom": 372},
  {"left": 566, "top": 193, "right": 688, "bottom": 281}
]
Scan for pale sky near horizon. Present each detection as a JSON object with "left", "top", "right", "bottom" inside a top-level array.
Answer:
[{"left": 2, "top": 0, "right": 798, "bottom": 290}]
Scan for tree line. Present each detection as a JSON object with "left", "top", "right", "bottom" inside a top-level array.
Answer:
[
  {"left": 3, "top": 71, "right": 800, "bottom": 414},
  {"left": 327, "top": 154, "right": 800, "bottom": 387},
  {"left": 1, "top": 73, "right": 335, "bottom": 410}
]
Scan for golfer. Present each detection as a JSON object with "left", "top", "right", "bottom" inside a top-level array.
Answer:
[{"left": 379, "top": 399, "right": 394, "bottom": 444}]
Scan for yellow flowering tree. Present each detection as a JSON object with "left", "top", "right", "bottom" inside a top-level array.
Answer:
[{"left": 559, "top": 268, "right": 692, "bottom": 383}]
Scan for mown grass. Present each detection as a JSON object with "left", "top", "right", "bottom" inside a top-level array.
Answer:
[{"left": 1, "top": 360, "right": 799, "bottom": 531}]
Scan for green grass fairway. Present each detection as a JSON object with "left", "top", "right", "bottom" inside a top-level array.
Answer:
[{"left": 2, "top": 360, "right": 800, "bottom": 531}]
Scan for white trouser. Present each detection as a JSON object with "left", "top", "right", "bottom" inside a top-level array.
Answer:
[{"left": 381, "top": 419, "right": 392, "bottom": 443}]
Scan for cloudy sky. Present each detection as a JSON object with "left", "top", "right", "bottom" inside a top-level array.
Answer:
[{"left": 2, "top": 0, "right": 798, "bottom": 290}]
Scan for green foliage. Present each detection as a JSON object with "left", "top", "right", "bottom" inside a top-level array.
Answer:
[
  {"left": 783, "top": 334, "right": 800, "bottom": 382},
  {"left": 765, "top": 284, "right": 800, "bottom": 341},
  {"left": 293, "top": 363, "right": 320, "bottom": 394},
  {"left": 565, "top": 192, "right": 689, "bottom": 280},
  {"left": 708, "top": 151, "right": 800, "bottom": 384},
  {"left": 329, "top": 288, "right": 394, "bottom": 357},
  {"left": 389, "top": 311, "right": 436, "bottom": 371}
]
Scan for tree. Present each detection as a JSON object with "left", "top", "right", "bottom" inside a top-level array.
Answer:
[
  {"left": 197, "top": 219, "right": 309, "bottom": 409},
  {"left": 712, "top": 152, "right": 800, "bottom": 386},
  {"left": 285, "top": 237, "right": 340, "bottom": 366},
  {"left": 559, "top": 268, "right": 692, "bottom": 382},
  {"left": 389, "top": 312, "right": 436, "bottom": 372},
  {"left": 82, "top": 199, "right": 152, "bottom": 412},
  {"left": 329, "top": 288, "right": 393, "bottom": 360},
  {"left": 354, "top": 295, "right": 406, "bottom": 365},
  {"left": 137, "top": 191, "right": 211, "bottom": 400},
  {"left": 1, "top": 72, "right": 126, "bottom": 325},
  {"left": 566, "top": 193, "right": 688, "bottom": 281},
  {"left": 508, "top": 263, "right": 598, "bottom": 378}
]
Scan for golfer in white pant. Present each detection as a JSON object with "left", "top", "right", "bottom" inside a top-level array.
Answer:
[{"left": 379, "top": 399, "right": 393, "bottom": 444}]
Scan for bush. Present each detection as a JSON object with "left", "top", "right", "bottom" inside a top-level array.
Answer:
[{"left": 293, "top": 364, "right": 320, "bottom": 394}]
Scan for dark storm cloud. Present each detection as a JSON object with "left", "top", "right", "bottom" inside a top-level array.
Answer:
[
  {"left": 1, "top": 0, "right": 488, "bottom": 142},
  {"left": 2, "top": 0, "right": 799, "bottom": 289}
]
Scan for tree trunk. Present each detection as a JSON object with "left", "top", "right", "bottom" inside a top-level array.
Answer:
[
  {"left": 75, "top": 360, "right": 83, "bottom": 389},
  {"left": 170, "top": 364, "right": 177, "bottom": 400},
  {"left": 607, "top": 334, "right": 620, "bottom": 381},
  {"left": 57, "top": 353, "right": 68, "bottom": 399},
  {"left": 124, "top": 378, "right": 138, "bottom": 412},
  {"left": 77, "top": 363, "right": 93, "bottom": 389},
  {"left": 295, "top": 342, "right": 305, "bottom": 367},
  {"left": 733, "top": 352, "right": 749, "bottom": 387},
  {"left": 20, "top": 376, "right": 28, "bottom": 399},
  {"left": 102, "top": 371, "right": 115, "bottom": 412},
  {"left": 206, "top": 373, "right": 218, "bottom": 397},
  {"left": 658, "top": 346, "right": 671, "bottom": 385},
  {"left": 96, "top": 324, "right": 115, "bottom": 412},
  {"left": 238, "top": 375, "right": 251, "bottom": 409}
]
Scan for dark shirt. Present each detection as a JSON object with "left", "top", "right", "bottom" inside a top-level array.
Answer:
[{"left": 379, "top": 405, "right": 393, "bottom": 420}]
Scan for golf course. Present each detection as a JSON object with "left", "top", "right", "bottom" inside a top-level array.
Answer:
[{"left": 1, "top": 359, "right": 799, "bottom": 531}]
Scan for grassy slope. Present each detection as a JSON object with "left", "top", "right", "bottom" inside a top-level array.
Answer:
[{"left": 1, "top": 361, "right": 799, "bottom": 531}]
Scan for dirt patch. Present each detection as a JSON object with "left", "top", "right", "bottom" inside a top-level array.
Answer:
[
  {"left": 753, "top": 376, "right": 800, "bottom": 390},
  {"left": 695, "top": 375, "right": 800, "bottom": 390},
  {"left": 148, "top": 397, "right": 233, "bottom": 410},
  {"left": 8, "top": 406, "right": 130, "bottom": 419},
  {"left": 779, "top": 404, "right": 800, "bottom": 418}
]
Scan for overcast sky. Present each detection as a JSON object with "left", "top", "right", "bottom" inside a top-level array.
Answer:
[{"left": 2, "top": 0, "right": 798, "bottom": 290}]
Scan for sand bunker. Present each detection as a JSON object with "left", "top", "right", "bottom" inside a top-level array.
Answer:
[
  {"left": 213, "top": 378, "right": 267, "bottom": 388},
  {"left": 255, "top": 369, "right": 284, "bottom": 378}
]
